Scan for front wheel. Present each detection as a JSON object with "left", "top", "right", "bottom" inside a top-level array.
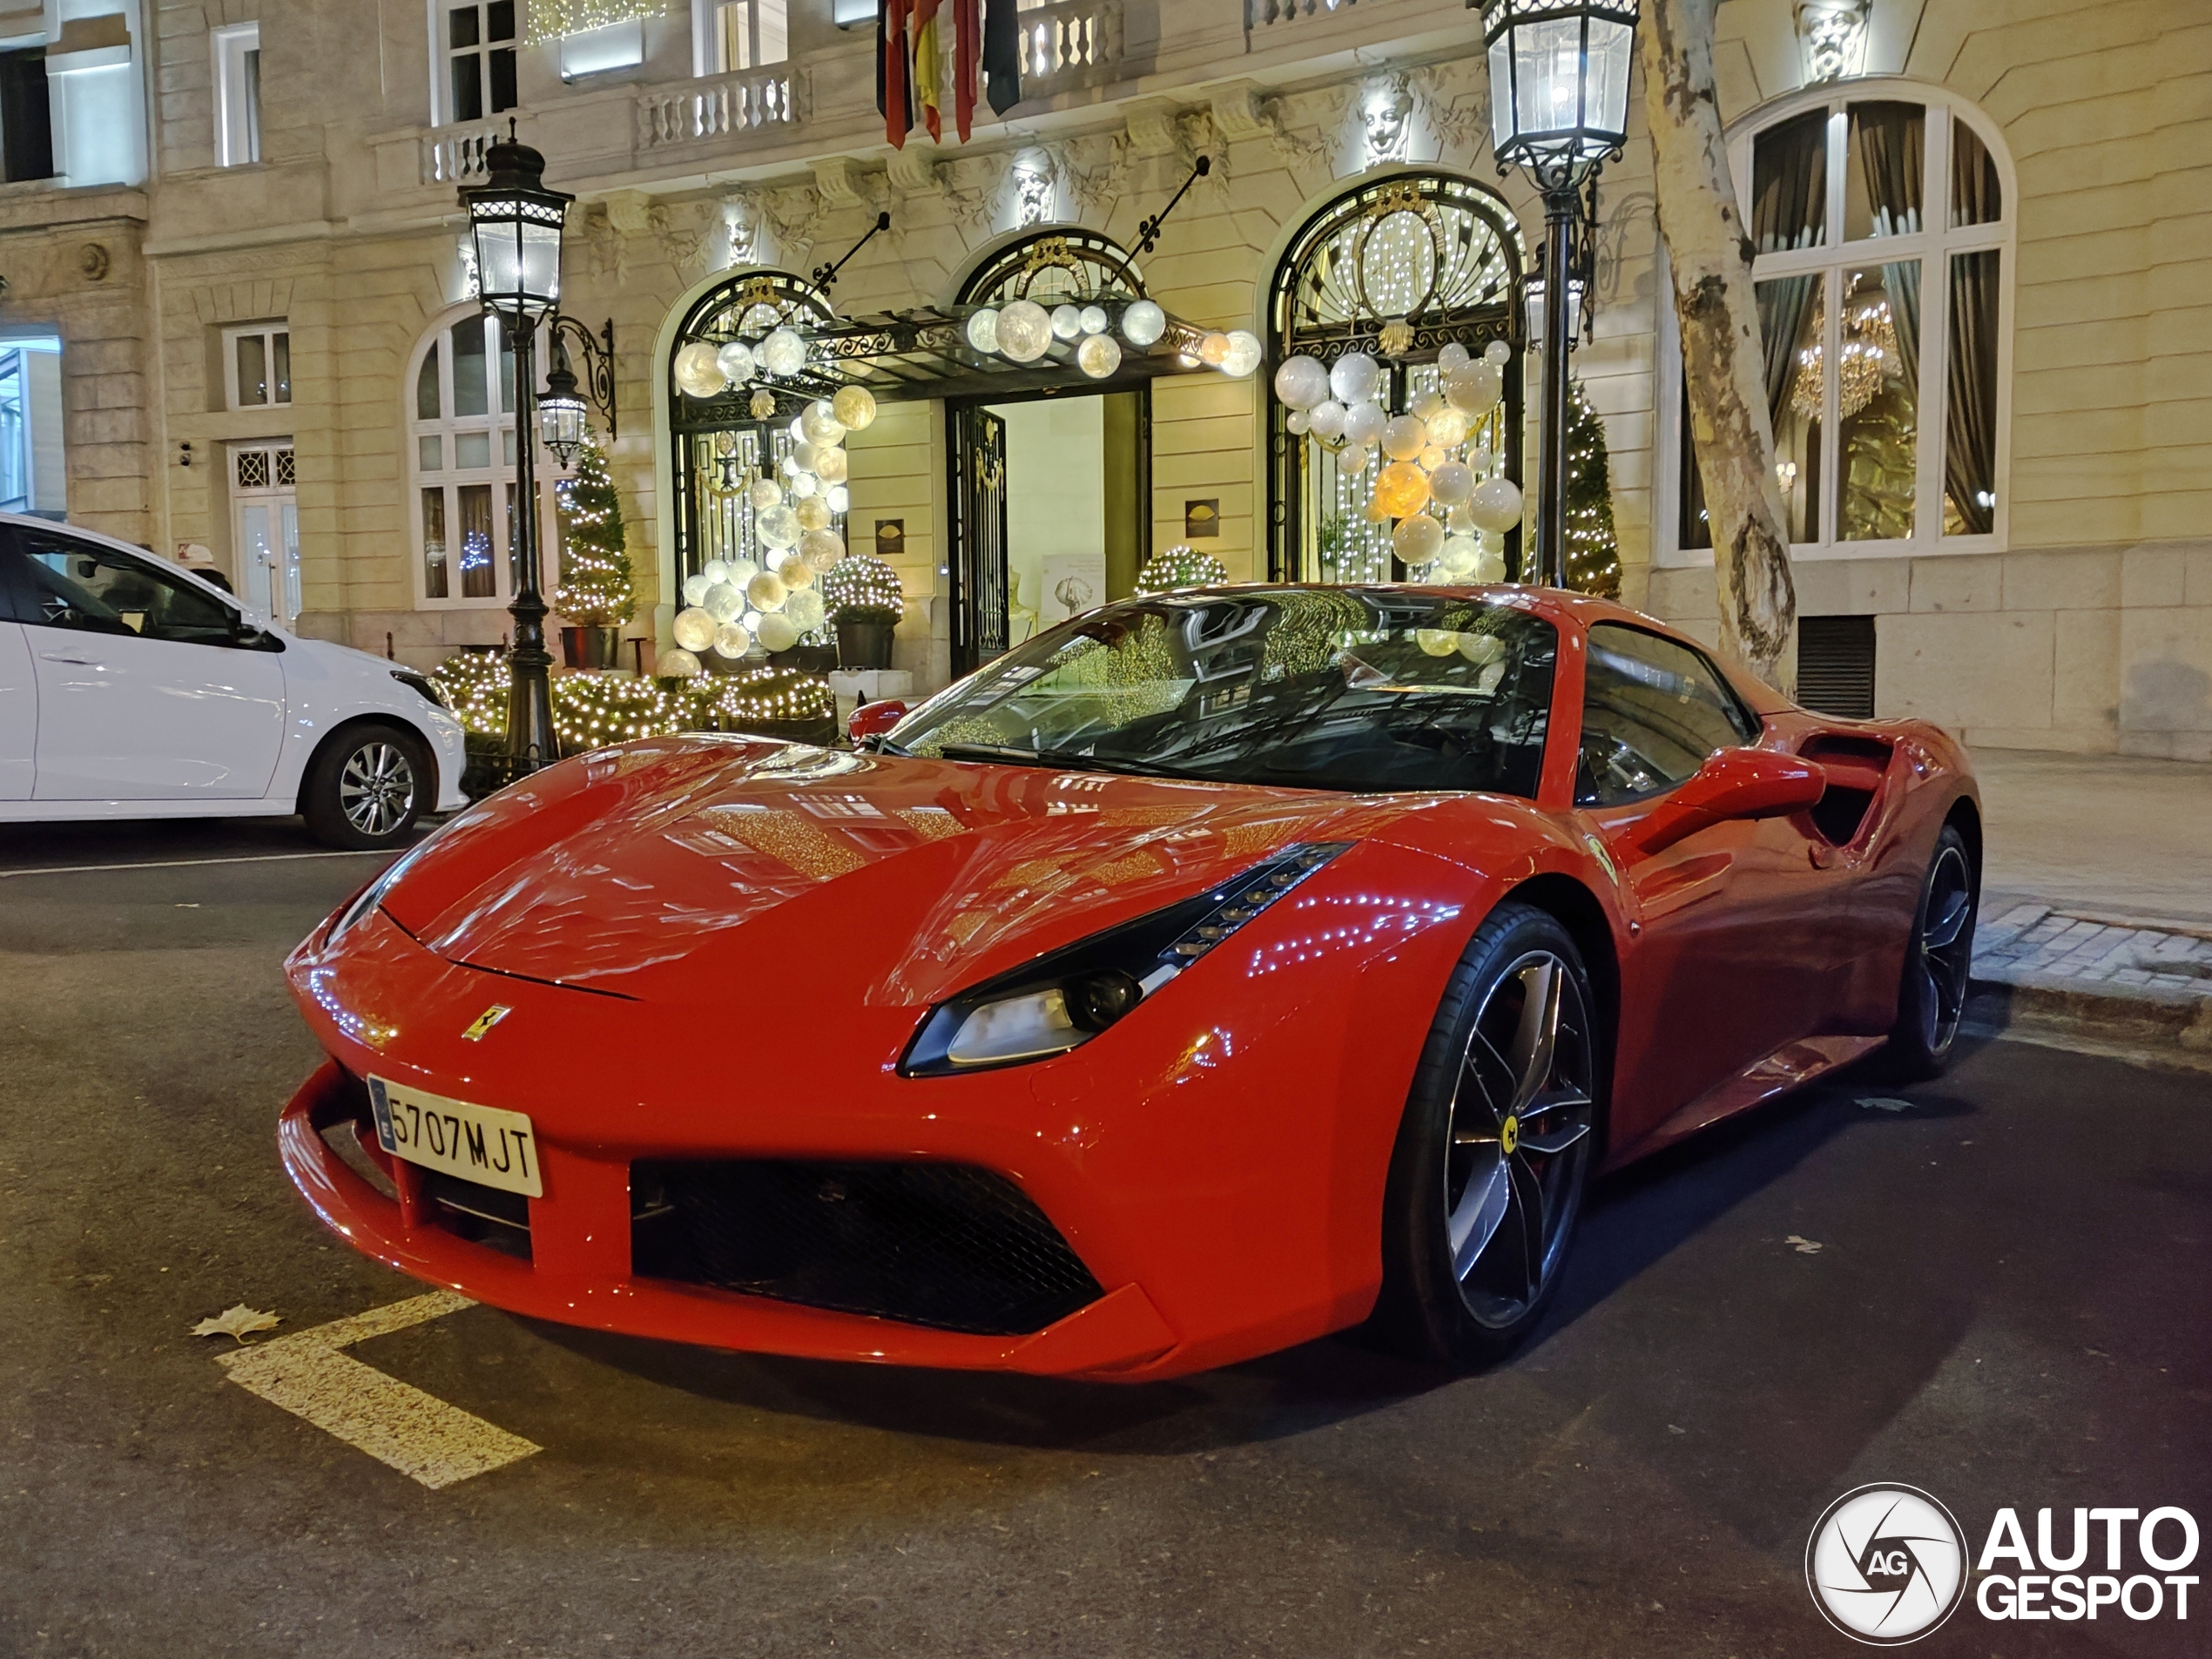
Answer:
[
  {"left": 1370, "top": 902, "right": 1600, "bottom": 1370},
  {"left": 304, "top": 725, "right": 427, "bottom": 850},
  {"left": 1881, "top": 822, "right": 1978, "bottom": 1079}
]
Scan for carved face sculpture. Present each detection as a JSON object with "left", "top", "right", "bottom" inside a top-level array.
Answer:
[
  {"left": 1014, "top": 168, "right": 1055, "bottom": 227},
  {"left": 722, "top": 199, "right": 759, "bottom": 266},
  {"left": 1364, "top": 90, "right": 1414, "bottom": 164},
  {"left": 1798, "top": 0, "right": 1868, "bottom": 82}
]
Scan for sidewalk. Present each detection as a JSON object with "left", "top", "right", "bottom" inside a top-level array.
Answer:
[{"left": 1966, "top": 747, "right": 2212, "bottom": 1068}]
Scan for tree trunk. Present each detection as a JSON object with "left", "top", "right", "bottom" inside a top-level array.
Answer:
[{"left": 1640, "top": 0, "right": 1797, "bottom": 693}]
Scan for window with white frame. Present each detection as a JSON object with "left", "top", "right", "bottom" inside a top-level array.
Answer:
[
  {"left": 408, "top": 313, "right": 557, "bottom": 605},
  {"left": 710, "top": 0, "right": 787, "bottom": 72},
  {"left": 1669, "top": 87, "right": 2010, "bottom": 556},
  {"left": 212, "top": 23, "right": 260, "bottom": 165},
  {"left": 225, "top": 324, "right": 291, "bottom": 410},
  {"left": 442, "top": 0, "right": 517, "bottom": 125}
]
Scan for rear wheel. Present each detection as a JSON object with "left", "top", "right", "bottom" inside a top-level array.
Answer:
[
  {"left": 1881, "top": 823, "right": 1978, "bottom": 1079},
  {"left": 304, "top": 724, "right": 427, "bottom": 850},
  {"left": 1372, "top": 903, "right": 1599, "bottom": 1369}
]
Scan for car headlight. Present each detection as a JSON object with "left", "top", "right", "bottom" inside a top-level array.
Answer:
[
  {"left": 900, "top": 841, "right": 1352, "bottom": 1076},
  {"left": 327, "top": 841, "right": 431, "bottom": 944},
  {"left": 392, "top": 668, "right": 449, "bottom": 711}
]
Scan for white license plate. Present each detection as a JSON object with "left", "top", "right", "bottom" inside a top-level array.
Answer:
[{"left": 367, "top": 1076, "right": 543, "bottom": 1197}]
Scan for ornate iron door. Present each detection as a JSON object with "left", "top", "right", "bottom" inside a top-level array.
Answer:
[{"left": 949, "top": 405, "right": 1009, "bottom": 678}]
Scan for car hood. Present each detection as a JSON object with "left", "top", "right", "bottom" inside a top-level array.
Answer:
[{"left": 376, "top": 737, "right": 1457, "bottom": 1009}]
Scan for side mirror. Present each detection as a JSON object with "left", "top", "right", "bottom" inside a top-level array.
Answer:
[
  {"left": 847, "top": 698, "right": 910, "bottom": 748},
  {"left": 1620, "top": 748, "right": 1826, "bottom": 857}
]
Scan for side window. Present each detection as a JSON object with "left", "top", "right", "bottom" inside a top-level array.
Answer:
[
  {"left": 10, "top": 533, "right": 239, "bottom": 646},
  {"left": 1577, "top": 624, "right": 1758, "bottom": 807}
]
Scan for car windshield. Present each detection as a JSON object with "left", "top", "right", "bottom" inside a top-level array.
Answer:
[{"left": 891, "top": 589, "right": 1558, "bottom": 797}]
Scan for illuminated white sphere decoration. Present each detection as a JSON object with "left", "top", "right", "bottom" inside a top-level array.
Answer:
[
  {"left": 786, "top": 586, "right": 826, "bottom": 631},
  {"left": 1411, "top": 389, "right": 1446, "bottom": 421},
  {"left": 681, "top": 573, "right": 711, "bottom": 607},
  {"left": 759, "top": 327, "right": 807, "bottom": 377},
  {"left": 1342, "top": 400, "right": 1388, "bottom": 448},
  {"left": 1420, "top": 443, "right": 1450, "bottom": 471},
  {"left": 672, "top": 607, "right": 718, "bottom": 651},
  {"left": 799, "top": 527, "right": 846, "bottom": 571},
  {"left": 1429, "top": 461, "right": 1476, "bottom": 506},
  {"left": 658, "top": 647, "right": 702, "bottom": 678},
  {"left": 715, "top": 341, "right": 756, "bottom": 385},
  {"left": 1272, "top": 354, "right": 1331, "bottom": 411},
  {"left": 966, "top": 309, "right": 1001, "bottom": 354},
  {"left": 1307, "top": 400, "right": 1347, "bottom": 441},
  {"left": 1197, "top": 331, "right": 1231, "bottom": 367},
  {"left": 1329, "top": 352, "right": 1381, "bottom": 405},
  {"left": 1473, "top": 544, "right": 1509, "bottom": 583},
  {"left": 1079, "top": 305, "right": 1109, "bottom": 335},
  {"left": 813, "top": 445, "right": 849, "bottom": 485},
  {"left": 713, "top": 622, "right": 750, "bottom": 658},
  {"left": 788, "top": 472, "right": 819, "bottom": 500},
  {"left": 1286, "top": 410, "right": 1311, "bottom": 435},
  {"left": 747, "top": 476, "right": 782, "bottom": 511},
  {"left": 995, "top": 300, "right": 1053, "bottom": 362},
  {"left": 1338, "top": 442, "right": 1374, "bottom": 475},
  {"left": 1437, "top": 533, "right": 1483, "bottom": 577},
  {"left": 1426, "top": 407, "right": 1474, "bottom": 448},
  {"left": 1438, "top": 341, "right": 1473, "bottom": 374},
  {"left": 728, "top": 556, "right": 759, "bottom": 586},
  {"left": 795, "top": 496, "right": 832, "bottom": 533},
  {"left": 747, "top": 571, "right": 789, "bottom": 612},
  {"left": 800, "top": 401, "right": 846, "bottom": 446},
  {"left": 701, "top": 557, "right": 732, "bottom": 584},
  {"left": 757, "top": 503, "right": 801, "bottom": 550},
  {"left": 674, "top": 342, "right": 728, "bottom": 400},
  {"left": 1076, "top": 334, "right": 1122, "bottom": 379},
  {"left": 1393, "top": 512, "right": 1446, "bottom": 565},
  {"left": 776, "top": 554, "right": 813, "bottom": 590},
  {"left": 1051, "top": 304, "right": 1084, "bottom": 341},
  {"left": 832, "top": 385, "right": 878, "bottom": 431},
  {"left": 1382, "top": 415, "right": 1429, "bottom": 462},
  {"left": 1447, "top": 361, "right": 1506, "bottom": 415},
  {"left": 704, "top": 580, "right": 742, "bottom": 623},
  {"left": 1485, "top": 339, "right": 1512, "bottom": 367},
  {"left": 1221, "top": 330, "right": 1263, "bottom": 379},
  {"left": 1467, "top": 475, "right": 1526, "bottom": 533},
  {"left": 1120, "top": 300, "right": 1166, "bottom": 347},
  {"left": 826, "top": 485, "right": 850, "bottom": 513},
  {"left": 792, "top": 440, "right": 819, "bottom": 474},
  {"left": 756, "top": 612, "right": 800, "bottom": 653}
]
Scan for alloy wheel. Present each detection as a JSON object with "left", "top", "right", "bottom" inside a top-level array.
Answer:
[
  {"left": 1916, "top": 843, "right": 1975, "bottom": 1054},
  {"left": 1442, "top": 951, "right": 1596, "bottom": 1330},
  {"left": 339, "top": 741, "right": 415, "bottom": 839}
]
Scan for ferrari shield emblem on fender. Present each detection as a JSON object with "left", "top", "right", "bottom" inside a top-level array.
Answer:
[{"left": 461, "top": 1005, "right": 513, "bottom": 1042}]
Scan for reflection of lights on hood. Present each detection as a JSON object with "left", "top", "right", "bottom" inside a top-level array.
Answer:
[
  {"left": 304, "top": 966, "right": 399, "bottom": 1049},
  {"left": 1240, "top": 893, "right": 1460, "bottom": 975}
]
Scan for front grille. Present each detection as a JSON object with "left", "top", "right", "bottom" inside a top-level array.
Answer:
[
  {"left": 631, "top": 1160, "right": 1103, "bottom": 1337},
  {"left": 421, "top": 1169, "right": 532, "bottom": 1261}
]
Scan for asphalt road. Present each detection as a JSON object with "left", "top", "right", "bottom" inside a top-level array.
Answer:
[{"left": 2, "top": 818, "right": 2207, "bottom": 1658}]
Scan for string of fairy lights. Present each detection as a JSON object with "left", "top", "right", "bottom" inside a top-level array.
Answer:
[
  {"left": 429, "top": 651, "right": 835, "bottom": 752},
  {"left": 1136, "top": 544, "right": 1230, "bottom": 593}
]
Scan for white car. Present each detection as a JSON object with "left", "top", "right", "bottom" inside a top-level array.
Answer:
[{"left": 0, "top": 513, "right": 468, "bottom": 848}]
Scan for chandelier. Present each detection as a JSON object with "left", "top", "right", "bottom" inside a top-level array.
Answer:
[{"left": 1790, "top": 293, "right": 1897, "bottom": 422}]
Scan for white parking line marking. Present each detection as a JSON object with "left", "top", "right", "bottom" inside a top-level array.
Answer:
[
  {"left": 0, "top": 849, "right": 395, "bottom": 879},
  {"left": 216, "top": 1291, "right": 541, "bottom": 1489}
]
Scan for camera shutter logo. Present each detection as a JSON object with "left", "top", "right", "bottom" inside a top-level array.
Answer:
[{"left": 1806, "top": 1485, "right": 1969, "bottom": 1643}]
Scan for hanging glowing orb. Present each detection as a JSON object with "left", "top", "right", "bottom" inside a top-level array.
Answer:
[
  {"left": 795, "top": 496, "right": 832, "bottom": 532},
  {"left": 1473, "top": 545, "right": 1509, "bottom": 583},
  {"left": 792, "top": 440, "right": 819, "bottom": 474},
  {"left": 673, "top": 342, "right": 728, "bottom": 400},
  {"left": 1307, "top": 400, "right": 1347, "bottom": 441},
  {"left": 1197, "top": 332, "right": 1231, "bottom": 367},
  {"left": 1410, "top": 389, "right": 1445, "bottom": 421},
  {"left": 748, "top": 476, "right": 782, "bottom": 510},
  {"left": 1426, "top": 407, "right": 1473, "bottom": 448},
  {"left": 1076, "top": 334, "right": 1123, "bottom": 379},
  {"left": 1437, "top": 533, "right": 1483, "bottom": 577},
  {"left": 756, "top": 612, "right": 799, "bottom": 653},
  {"left": 1381, "top": 415, "right": 1428, "bottom": 462},
  {"left": 1485, "top": 339, "right": 1512, "bottom": 367},
  {"left": 1338, "top": 442, "right": 1373, "bottom": 475},
  {"left": 747, "top": 571, "right": 789, "bottom": 612},
  {"left": 831, "top": 385, "right": 878, "bottom": 431},
  {"left": 681, "top": 573, "right": 710, "bottom": 606},
  {"left": 728, "top": 556, "right": 759, "bottom": 586},
  {"left": 814, "top": 445, "right": 849, "bottom": 484},
  {"left": 788, "top": 472, "right": 819, "bottom": 500},
  {"left": 1428, "top": 461, "right": 1476, "bottom": 506},
  {"left": 1051, "top": 304, "right": 1084, "bottom": 341},
  {"left": 701, "top": 557, "right": 732, "bottom": 585},
  {"left": 1437, "top": 341, "right": 1473, "bottom": 374},
  {"left": 1420, "top": 443, "right": 1450, "bottom": 471},
  {"left": 1079, "top": 305, "right": 1109, "bottom": 335},
  {"left": 1393, "top": 513, "right": 1446, "bottom": 566},
  {"left": 826, "top": 484, "right": 849, "bottom": 512},
  {"left": 1121, "top": 300, "right": 1167, "bottom": 347},
  {"left": 1467, "top": 475, "right": 1525, "bottom": 533},
  {"left": 786, "top": 586, "right": 826, "bottom": 631},
  {"left": 759, "top": 327, "right": 807, "bottom": 377},
  {"left": 704, "top": 580, "right": 743, "bottom": 623},
  {"left": 1286, "top": 409, "right": 1311, "bottom": 435},
  {"left": 1271, "top": 354, "right": 1330, "bottom": 411},
  {"left": 757, "top": 504, "right": 802, "bottom": 549},
  {"left": 1329, "top": 352, "right": 1381, "bottom": 405},
  {"left": 1372, "top": 461, "right": 1431, "bottom": 518},
  {"left": 1447, "top": 361, "right": 1506, "bottom": 415},
  {"left": 966, "top": 308, "right": 1001, "bottom": 354},
  {"left": 672, "top": 607, "right": 718, "bottom": 651},
  {"left": 1221, "top": 330, "right": 1263, "bottom": 378},
  {"left": 996, "top": 300, "right": 1053, "bottom": 362},
  {"left": 658, "top": 647, "right": 702, "bottom": 678},
  {"left": 800, "top": 527, "right": 846, "bottom": 571},
  {"left": 715, "top": 341, "right": 757, "bottom": 386},
  {"left": 777, "top": 554, "right": 814, "bottom": 590},
  {"left": 800, "top": 401, "right": 846, "bottom": 446},
  {"left": 713, "top": 622, "right": 750, "bottom": 658},
  {"left": 1342, "top": 400, "right": 1388, "bottom": 447}
]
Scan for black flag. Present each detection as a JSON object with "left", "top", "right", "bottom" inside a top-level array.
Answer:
[{"left": 982, "top": 0, "right": 1021, "bottom": 116}]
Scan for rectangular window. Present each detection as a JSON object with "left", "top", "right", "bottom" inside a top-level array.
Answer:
[
  {"left": 1751, "top": 109, "right": 1825, "bottom": 254},
  {"left": 716, "top": 0, "right": 789, "bottom": 71},
  {"left": 422, "top": 488, "right": 450, "bottom": 599},
  {"left": 1837, "top": 261, "right": 1919, "bottom": 542},
  {"left": 1944, "top": 250, "right": 2000, "bottom": 535},
  {"left": 1757, "top": 276, "right": 1823, "bottom": 545},
  {"left": 0, "top": 49, "right": 52, "bottom": 183},
  {"left": 445, "top": 2, "right": 517, "bottom": 125},
  {"left": 1676, "top": 377, "right": 1711, "bottom": 550},
  {"left": 226, "top": 326, "right": 293, "bottom": 410},
  {"left": 456, "top": 482, "right": 496, "bottom": 598},
  {"left": 451, "top": 322, "right": 489, "bottom": 417},
  {"left": 213, "top": 24, "right": 262, "bottom": 166},
  {"left": 1844, "top": 102, "right": 1923, "bottom": 241}
]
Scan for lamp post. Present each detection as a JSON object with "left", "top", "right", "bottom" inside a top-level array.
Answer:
[
  {"left": 462, "top": 123, "right": 571, "bottom": 771},
  {"left": 1481, "top": 0, "right": 1638, "bottom": 588}
]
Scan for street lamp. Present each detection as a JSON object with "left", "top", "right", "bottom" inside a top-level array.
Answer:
[
  {"left": 1481, "top": 0, "right": 1638, "bottom": 587},
  {"left": 536, "top": 341, "right": 590, "bottom": 470},
  {"left": 462, "top": 122, "right": 571, "bottom": 771}
]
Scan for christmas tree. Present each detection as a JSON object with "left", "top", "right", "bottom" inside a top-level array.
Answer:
[
  {"left": 554, "top": 435, "right": 637, "bottom": 627},
  {"left": 1562, "top": 379, "right": 1622, "bottom": 599},
  {"left": 1135, "top": 543, "right": 1230, "bottom": 593},
  {"left": 819, "top": 553, "right": 904, "bottom": 624}
]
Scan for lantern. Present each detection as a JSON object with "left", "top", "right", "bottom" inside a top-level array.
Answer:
[{"left": 1481, "top": 0, "right": 1641, "bottom": 180}]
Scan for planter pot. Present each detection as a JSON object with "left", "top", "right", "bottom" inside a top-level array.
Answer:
[
  {"left": 559, "top": 625, "right": 623, "bottom": 670},
  {"left": 835, "top": 619, "right": 896, "bottom": 671},
  {"left": 768, "top": 644, "right": 839, "bottom": 674}
]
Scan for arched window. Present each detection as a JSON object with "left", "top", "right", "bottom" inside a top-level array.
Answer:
[
  {"left": 956, "top": 228, "right": 1147, "bottom": 307},
  {"left": 1266, "top": 172, "right": 1525, "bottom": 583},
  {"left": 1668, "top": 85, "right": 2012, "bottom": 556},
  {"left": 666, "top": 268, "right": 837, "bottom": 590},
  {"left": 407, "top": 310, "right": 556, "bottom": 606}
]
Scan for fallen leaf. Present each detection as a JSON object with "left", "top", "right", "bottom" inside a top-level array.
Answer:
[
  {"left": 1785, "top": 1235, "right": 1824, "bottom": 1255},
  {"left": 191, "top": 1305, "right": 280, "bottom": 1342},
  {"left": 1857, "top": 1096, "right": 1914, "bottom": 1112},
  {"left": 1667, "top": 1424, "right": 1687, "bottom": 1435}
]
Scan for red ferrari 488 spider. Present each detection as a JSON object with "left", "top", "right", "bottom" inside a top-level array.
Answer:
[{"left": 282, "top": 586, "right": 1979, "bottom": 1380}]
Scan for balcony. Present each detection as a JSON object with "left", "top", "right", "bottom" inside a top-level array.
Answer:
[{"left": 639, "top": 67, "right": 804, "bottom": 153}]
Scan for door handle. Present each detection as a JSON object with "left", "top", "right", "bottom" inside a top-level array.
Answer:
[{"left": 39, "top": 651, "right": 104, "bottom": 667}]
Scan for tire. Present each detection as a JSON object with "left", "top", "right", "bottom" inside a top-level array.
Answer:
[
  {"left": 1370, "top": 902, "right": 1601, "bottom": 1370},
  {"left": 303, "top": 724, "right": 428, "bottom": 851},
  {"left": 1880, "top": 822, "right": 1978, "bottom": 1080}
]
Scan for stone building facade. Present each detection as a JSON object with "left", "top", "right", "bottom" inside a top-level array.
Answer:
[{"left": 3, "top": 0, "right": 2205, "bottom": 756}]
